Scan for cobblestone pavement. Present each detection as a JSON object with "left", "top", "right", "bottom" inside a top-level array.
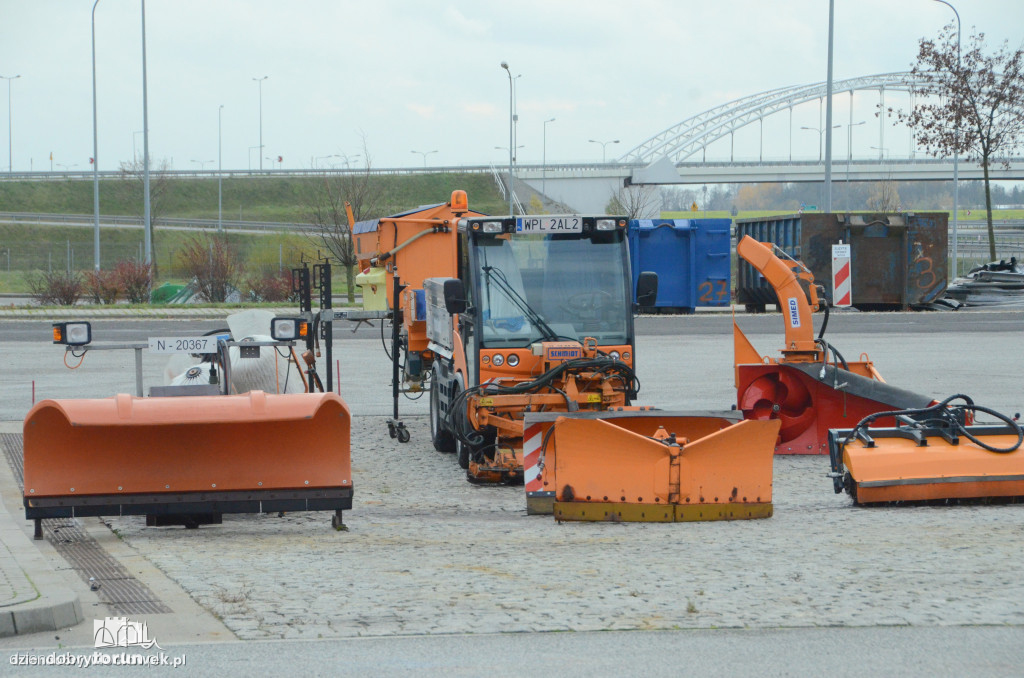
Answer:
[{"left": 107, "top": 414, "right": 1024, "bottom": 640}]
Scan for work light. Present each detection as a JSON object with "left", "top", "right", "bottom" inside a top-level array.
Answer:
[
  {"left": 52, "top": 322, "right": 92, "bottom": 346},
  {"left": 270, "top": 317, "right": 309, "bottom": 341}
]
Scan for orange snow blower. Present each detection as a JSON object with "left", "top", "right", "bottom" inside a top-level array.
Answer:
[
  {"left": 828, "top": 395, "right": 1023, "bottom": 504},
  {"left": 734, "top": 236, "right": 937, "bottom": 454}
]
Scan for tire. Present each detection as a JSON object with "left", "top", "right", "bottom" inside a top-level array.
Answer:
[{"left": 430, "top": 371, "right": 456, "bottom": 452}]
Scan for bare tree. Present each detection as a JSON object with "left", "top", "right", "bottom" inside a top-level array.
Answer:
[
  {"left": 176, "top": 234, "right": 240, "bottom": 303},
  {"left": 866, "top": 176, "right": 902, "bottom": 212},
  {"left": 117, "top": 157, "right": 173, "bottom": 276},
  {"left": 606, "top": 184, "right": 661, "bottom": 219},
  {"left": 890, "top": 23, "right": 1024, "bottom": 260},
  {"left": 306, "top": 149, "right": 388, "bottom": 302}
]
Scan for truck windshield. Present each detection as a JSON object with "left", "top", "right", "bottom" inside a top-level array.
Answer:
[{"left": 473, "top": 232, "right": 630, "bottom": 348}]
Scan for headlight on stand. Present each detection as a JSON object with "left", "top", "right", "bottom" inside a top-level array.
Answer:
[
  {"left": 52, "top": 322, "right": 92, "bottom": 346},
  {"left": 270, "top": 317, "right": 310, "bottom": 341}
]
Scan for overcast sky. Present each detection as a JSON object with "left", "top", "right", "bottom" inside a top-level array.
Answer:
[{"left": 1, "top": 0, "right": 1021, "bottom": 172}]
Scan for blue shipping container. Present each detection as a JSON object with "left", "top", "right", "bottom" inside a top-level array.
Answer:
[{"left": 628, "top": 219, "right": 732, "bottom": 313}]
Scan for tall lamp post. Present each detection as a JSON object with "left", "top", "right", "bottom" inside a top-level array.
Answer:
[
  {"left": 91, "top": 0, "right": 101, "bottom": 270},
  {"left": 218, "top": 104, "right": 223, "bottom": 232},
  {"left": 823, "top": 0, "right": 836, "bottom": 212},
  {"left": 800, "top": 125, "right": 839, "bottom": 163},
  {"left": 500, "top": 62, "right": 515, "bottom": 215},
  {"left": 141, "top": 0, "right": 152, "bottom": 266},
  {"left": 542, "top": 117, "right": 555, "bottom": 197},
  {"left": 253, "top": 76, "right": 268, "bottom": 170},
  {"left": 933, "top": 0, "right": 961, "bottom": 277},
  {"left": 588, "top": 138, "right": 619, "bottom": 163},
  {"left": 410, "top": 149, "right": 437, "bottom": 167},
  {"left": 315, "top": 154, "right": 339, "bottom": 169},
  {"left": 1, "top": 74, "right": 19, "bottom": 174},
  {"left": 842, "top": 121, "right": 865, "bottom": 210},
  {"left": 512, "top": 73, "right": 521, "bottom": 163}
]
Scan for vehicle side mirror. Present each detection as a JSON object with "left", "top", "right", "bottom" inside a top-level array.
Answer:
[
  {"left": 443, "top": 278, "right": 467, "bottom": 314},
  {"left": 636, "top": 271, "right": 658, "bottom": 307}
]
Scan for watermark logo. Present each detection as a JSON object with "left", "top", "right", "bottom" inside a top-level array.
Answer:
[{"left": 94, "top": 616, "right": 163, "bottom": 650}]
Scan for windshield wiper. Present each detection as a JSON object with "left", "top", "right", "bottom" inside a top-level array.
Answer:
[{"left": 482, "top": 266, "right": 564, "bottom": 343}]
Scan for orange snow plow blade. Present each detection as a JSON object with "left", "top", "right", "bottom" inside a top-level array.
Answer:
[
  {"left": 538, "top": 413, "right": 778, "bottom": 522},
  {"left": 23, "top": 391, "right": 352, "bottom": 521},
  {"left": 829, "top": 409, "right": 1024, "bottom": 505}
]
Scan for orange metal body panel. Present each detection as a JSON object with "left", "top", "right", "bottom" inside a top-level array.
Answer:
[
  {"left": 843, "top": 435, "right": 1024, "bottom": 504},
  {"left": 547, "top": 416, "right": 778, "bottom": 512},
  {"left": 735, "top": 236, "right": 819, "bottom": 356},
  {"left": 23, "top": 392, "right": 351, "bottom": 499}
]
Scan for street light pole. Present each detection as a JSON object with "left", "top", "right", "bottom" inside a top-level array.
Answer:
[
  {"left": 542, "top": 117, "right": 555, "bottom": 197},
  {"left": 1, "top": 75, "right": 21, "bottom": 174},
  {"left": 843, "top": 121, "right": 865, "bottom": 211},
  {"left": 934, "top": 0, "right": 961, "bottom": 277},
  {"left": 410, "top": 149, "right": 437, "bottom": 167},
  {"left": 141, "top": 0, "right": 152, "bottom": 266},
  {"left": 253, "top": 76, "right": 268, "bottom": 171},
  {"left": 91, "top": 0, "right": 101, "bottom": 270},
  {"left": 218, "top": 104, "right": 223, "bottom": 232},
  {"left": 800, "top": 125, "right": 839, "bottom": 163},
  {"left": 500, "top": 62, "right": 514, "bottom": 216},
  {"left": 512, "top": 74, "right": 521, "bottom": 163},
  {"left": 823, "top": 0, "right": 836, "bottom": 212},
  {"left": 588, "top": 139, "right": 620, "bottom": 163}
]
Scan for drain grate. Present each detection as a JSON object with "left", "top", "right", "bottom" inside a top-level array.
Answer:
[{"left": 0, "top": 433, "right": 171, "bottom": 615}]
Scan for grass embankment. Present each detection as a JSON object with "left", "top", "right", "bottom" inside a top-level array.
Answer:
[
  {"left": 0, "top": 172, "right": 507, "bottom": 222},
  {"left": 0, "top": 173, "right": 507, "bottom": 294}
]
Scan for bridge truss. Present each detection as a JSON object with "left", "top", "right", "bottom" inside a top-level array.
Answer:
[{"left": 621, "top": 72, "right": 930, "bottom": 164}]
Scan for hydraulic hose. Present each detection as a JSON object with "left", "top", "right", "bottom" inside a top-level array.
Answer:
[{"left": 841, "top": 394, "right": 1023, "bottom": 454}]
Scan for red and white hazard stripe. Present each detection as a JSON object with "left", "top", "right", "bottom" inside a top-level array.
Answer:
[
  {"left": 523, "top": 422, "right": 544, "bottom": 493},
  {"left": 832, "top": 244, "right": 852, "bottom": 307}
]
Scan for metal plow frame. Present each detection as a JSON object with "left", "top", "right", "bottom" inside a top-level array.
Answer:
[
  {"left": 524, "top": 410, "right": 779, "bottom": 522},
  {"left": 23, "top": 391, "right": 352, "bottom": 527},
  {"left": 829, "top": 422, "right": 1024, "bottom": 505}
]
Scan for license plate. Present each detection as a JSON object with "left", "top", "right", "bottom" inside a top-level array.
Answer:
[
  {"left": 148, "top": 336, "right": 222, "bottom": 354},
  {"left": 516, "top": 216, "right": 583, "bottom": 233}
]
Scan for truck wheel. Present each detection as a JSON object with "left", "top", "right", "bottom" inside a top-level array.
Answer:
[{"left": 430, "top": 370, "right": 456, "bottom": 453}]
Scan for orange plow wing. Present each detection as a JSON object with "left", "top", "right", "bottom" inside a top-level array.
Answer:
[
  {"left": 531, "top": 413, "right": 778, "bottom": 522},
  {"left": 23, "top": 391, "right": 352, "bottom": 523}
]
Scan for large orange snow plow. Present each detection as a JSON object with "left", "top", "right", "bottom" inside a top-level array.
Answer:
[
  {"left": 828, "top": 395, "right": 1023, "bottom": 504},
  {"left": 26, "top": 314, "right": 352, "bottom": 533},
  {"left": 24, "top": 392, "right": 351, "bottom": 529},
  {"left": 734, "top": 236, "right": 938, "bottom": 454}
]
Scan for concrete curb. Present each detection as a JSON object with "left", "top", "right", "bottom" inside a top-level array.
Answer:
[{"left": 0, "top": 422, "right": 84, "bottom": 638}]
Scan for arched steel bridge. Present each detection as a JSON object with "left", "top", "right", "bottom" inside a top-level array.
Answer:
[{"left": 620, "top": 72, "right": 928, "bottom": 164}]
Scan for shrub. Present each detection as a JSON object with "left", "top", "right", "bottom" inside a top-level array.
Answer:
[
  {"left": 113, "top": 259, "right": 153, "bottom": 304},
  {"left": 177, "top": 235, "right": 241, "bottom": 303},
  {"left": 84, "top": 269, "right": 122, "bottom": 304},
  {"left": 246, "top": 270, "right": 295, "bottom": 302},
  {"left": 26, "top": 270, "right": 84, "bottom": 306}
]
